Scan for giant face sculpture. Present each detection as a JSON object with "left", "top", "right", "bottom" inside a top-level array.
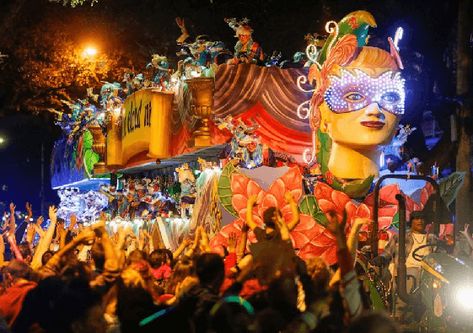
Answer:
[{"left": 310, "top": 37, "right": 404, "bottom": 182}]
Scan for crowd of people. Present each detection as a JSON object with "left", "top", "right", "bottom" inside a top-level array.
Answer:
[{"left": 0, "top": 196, "right": 409, "bottom": 333}]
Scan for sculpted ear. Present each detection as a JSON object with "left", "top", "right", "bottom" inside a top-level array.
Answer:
[{"left": 388, "top": 37, "right": 404, "bottom": 70}]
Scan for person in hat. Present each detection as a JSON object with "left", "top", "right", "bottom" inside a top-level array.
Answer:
[
  {"left": 371, "top": 210, "right": 438, "bottom": 321},
  {"left": 225, "top": 18, "right": 264, "bottom": 65},
  {"left": 372, "top": 211, "right": 437, "bottom": 271}
]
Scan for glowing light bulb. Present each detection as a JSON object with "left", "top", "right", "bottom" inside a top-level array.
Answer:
[{"left": 83, "top": 47, "right": 97, "bottom": 57}]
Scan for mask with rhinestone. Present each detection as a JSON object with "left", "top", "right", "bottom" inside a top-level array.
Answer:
[{"left": 324, "top": 69, "right": 405, "bottom": 115}]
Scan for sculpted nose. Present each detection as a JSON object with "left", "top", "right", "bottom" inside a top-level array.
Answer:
[{"left": 365, "top": 102, "right": 385, "bottom": 119}]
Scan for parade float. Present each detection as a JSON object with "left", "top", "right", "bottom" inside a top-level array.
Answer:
[
  {"left": 50, "top": 10, "right": 464, "bottom": 257},
  {"left": 50, "top": 96, "right": 110, "bottom": 222},
  {"left": 46, "top": 9, "right": 473, "bottom": 331}
]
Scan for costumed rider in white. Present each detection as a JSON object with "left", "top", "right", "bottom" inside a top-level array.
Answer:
[{"left": 371, "top": 211, "right": 437, "bottom": 293}]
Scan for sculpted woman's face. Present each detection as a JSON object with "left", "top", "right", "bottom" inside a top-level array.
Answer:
[{"left": 321, "top": 66, "right": 405, "bottom": 149}]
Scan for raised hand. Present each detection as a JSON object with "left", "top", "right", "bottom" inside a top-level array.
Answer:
[
  {"left": 460, "top": 224, "right": 470, "bottom": 237},
  {"left": 325, "top": 210, "right": 347, "bottom": 236},
  {"left": 48, "top": 206, "right": 57, "bottom": 223},
  {"left": 58, "top": 223, "right": 68, "bottom": 239},
  {"left": 69, "top": 214, "right": 77, "bottom": 229},
  {"left": 228, "top": 232, "right": 237, "bottom": 253},
  {"left": 36, "top": 216, "right": 44, "bottom": 226},
  {"left": 9, "top": 202, "right": 16, "bottom": 213},
  {"left": 175, "top": 17, "right": 187, "bottom": 31},
  {"left": 25, "top": 202, "right": 32, "bottom": 214}
]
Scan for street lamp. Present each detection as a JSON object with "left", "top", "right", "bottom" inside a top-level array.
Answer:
[{"left": 83, "top": 46, "right": 98, "bottom": 58}]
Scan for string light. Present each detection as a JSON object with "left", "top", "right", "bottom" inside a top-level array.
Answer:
[
  {"left": 324, "top": 69, "right": 406, "bottom": 115},
  {"left": 324, "top": 21, "right": 339, "bottom": 55},
  {"left": 393, "top": 27, "right": 404, "bottom": 50},
  {"left": 305, "top": 44, "right": 322, "bottom": 69},
  {"left": 302, "top": 131, "right": 318, "bottom": 165},
  {"left": 379, "top": 151, "right": 385, "bottom": 169},
  {"left": 296, "top": 75, "right": 315, "bottom": 120}
]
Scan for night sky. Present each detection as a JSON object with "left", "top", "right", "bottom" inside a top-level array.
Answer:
[{"left": 0, "top": 0, "right": 461, "bottom": 215}]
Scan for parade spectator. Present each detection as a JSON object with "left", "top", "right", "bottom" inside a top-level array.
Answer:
[
  {"left": 0, "top": 260, "right": 36, "bottom": 327},
  {"left": 0, "top": 200, "right": 396, "bottom": 333}
]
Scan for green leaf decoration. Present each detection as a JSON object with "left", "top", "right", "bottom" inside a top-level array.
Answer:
[
  {"left": 391, "top": 211, "right": 400, "bottom": 230},
  {"left": 364, "top": 279, "right": 386, "bottom": 310},
  {"left": 439, "top": 172, "right": 466, "bottom": 207},
  {"left": 341, "top": 175, "right": 374, "bottom": 199},
  {"left": 82, "top": 130, "right": 94, "bottom": 149},
  {"left": 316, "top": 130, "right": 331, "bottom": 175},
  {"left": 83, "top": 148, "right": 99, "bottom": 178},
  {"left": 299, "top": 195, "right": 329, "bottom": 227},
  {"left": 81, "top": 130, "right": 100, "bottom": 178},
  {"left": 217, "top": 162, "right": 239, "bottom": 217}
]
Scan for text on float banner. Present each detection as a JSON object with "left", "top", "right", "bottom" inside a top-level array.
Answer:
[{"left": 108, "top": 89, "right": 174, "bottom": 167}]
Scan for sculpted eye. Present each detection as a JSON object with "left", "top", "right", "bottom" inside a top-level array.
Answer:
[
  {"left": 382, "top": 92, "right": 400, "bottom": 103},
  {"left": 343, "top": 92, "right": 365, "bottom": 102}
]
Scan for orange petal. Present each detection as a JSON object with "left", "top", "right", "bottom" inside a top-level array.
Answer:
[
  {"left": 379, "top": 184, "right": 401, "bottom": 204},
  {"left": 355, "top": 203, "right": 371, "bottom": 219},
  {"left": 378, "top": 205, "right": 397, "bottom": 219},
  {"left": 232, "top": 193, "right": 248, "bottom": 212},
  {"left": 267, "top": 179, "right": 286, "bottom": 205},
  {"left": 231, "top": 173, "right": 249, "bottom": 195},
  {"left": 293, "top": 214, "right": 317, "bottom": 232},
  {"left": 260, "top": 193, "right": 279, "bottom": 213},
  {"left": 310, "top": 230, "right": 336, "bottom": 247},
  {"left": 320, "top": 246, "right": 338, "bottom": 265},
  {"left": 331, "top": 189, "right": 351, "bottom": 211},
  {"left": 318, "top": 199, "right": 337, "bottom": 214},
  {"left": 247, "top": 180, "right": 263, "bottom": 199},
  {"left": 291, "top": 231, "right": 310, "bottom": 249},
  {"left": 314, "top": 182, "right": 333, "bottom": 201},
  {"left": 280, "top": 166, "right": 303, "bottom": 192}
]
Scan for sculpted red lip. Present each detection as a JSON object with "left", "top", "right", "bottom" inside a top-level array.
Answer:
[{"left": 360, "top": 121, "right": 385, "bottom": 129}]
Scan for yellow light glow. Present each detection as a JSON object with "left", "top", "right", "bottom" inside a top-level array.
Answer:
[
  {"left": 0, "top": 137, "right": 5, "bottom": 144},
  {"left": 83, "top": 46, "right": 98, "bottom": 57}
]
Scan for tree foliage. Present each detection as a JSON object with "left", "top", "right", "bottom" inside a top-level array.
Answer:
[
  {"left": 0, "top": 2, "right": 129, "bottom": 115},
  {"left": 49, "top": 0, "right": 99, "bottom": 8}
]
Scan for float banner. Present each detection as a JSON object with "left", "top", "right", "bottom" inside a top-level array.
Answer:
[{"left": 118, "top": 89, "right": 173, "bottom": 165}]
